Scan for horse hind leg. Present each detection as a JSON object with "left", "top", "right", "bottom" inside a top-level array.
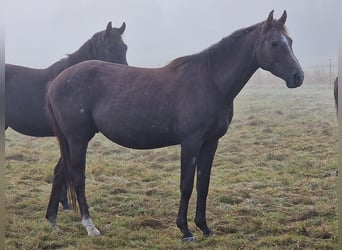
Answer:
[
  {"left": 68, "top": 135, "right": 100, "bottom": 236},
  {"left": 46, "top": 158, "right": 64, "bottom": 229}
]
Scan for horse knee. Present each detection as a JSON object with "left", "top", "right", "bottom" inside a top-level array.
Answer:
[{"left": 180, "top": 186, "right": 193, "bottom": 200}]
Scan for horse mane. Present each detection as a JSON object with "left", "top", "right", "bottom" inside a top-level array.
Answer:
[
  {"left": 168, "top": 20, "right": 287, "bottom": 72},
  {"left": 67, "top": 32, "right": 102, "bottom": 64},
  {"left": 46, "top": 31, "right": 103, "bottom": 77},
  {"left": 168, "top": 23, "right": 259, "bottom": 70}
]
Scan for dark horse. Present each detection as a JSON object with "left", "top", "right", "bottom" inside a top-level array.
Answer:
[
  {"left": 45, "top": 11, "right": 304, "bottom": 241},
  {"left": 6, "top": 22, "right": 127, "bottom": 136},
  {"left": 5, "top": 22, "right": 128, "bottom": 209},
  {"left": 334, "top": 77, "right": 338, "bottom": 112}
]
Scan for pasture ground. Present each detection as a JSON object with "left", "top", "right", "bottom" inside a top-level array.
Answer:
[{"left": 5, "top": 82, "right": 337, "bottom": 249}]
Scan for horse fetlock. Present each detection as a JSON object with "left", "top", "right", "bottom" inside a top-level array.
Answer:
[
  {"left": 47, "top": 217, "right": 59, "bottom": 230},
  {"left": 177, "top": 223, "right": 194, "bottom": 241},
  {"left": 82, "top": 218, "right": 101, "bottom": 236},
  {"left": 195, "top": 219, "right": 212, "bottom": 236}
]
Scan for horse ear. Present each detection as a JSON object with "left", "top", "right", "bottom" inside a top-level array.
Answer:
[
  {"left": 278, "top": 10, "right": 287, "bottom": 25},
  {"left": 118, "top": 22, "right": 126, "bottom": 35},
  {"left": 263, "top": 10, "right": 274, "bottom": 30},
  {"left": 105, "top": 22, "right": 112, "bottom": 35},
  {"left": 266, "top": 10, "right": 274, "bottom": 25}
]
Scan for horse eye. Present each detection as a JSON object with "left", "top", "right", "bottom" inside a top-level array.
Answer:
[{"left": 271, "top": 41, "right": 278, "bottom": 48}]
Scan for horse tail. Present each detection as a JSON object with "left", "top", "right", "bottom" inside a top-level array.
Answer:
[{"left": 46, "top": 96, "right": 78, "bottom": 212}]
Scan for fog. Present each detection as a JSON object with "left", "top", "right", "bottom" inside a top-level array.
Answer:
[{"left": 5, "top": 0, "right": 339, "bottom": 69}]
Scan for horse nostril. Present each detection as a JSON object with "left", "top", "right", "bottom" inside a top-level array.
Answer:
[{"left": 293, "top": 72, "right": 302, "bottom": 84}]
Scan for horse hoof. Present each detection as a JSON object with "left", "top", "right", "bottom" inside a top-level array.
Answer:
[
  {"left": 48, "top": 217, "right": 58, "bottom": 230},
  {"left": 87, "top": 227, "right": 101, "bottom": 236},
  {"left": 182, "top": 236, "right": 196, "bottom": 242},
  {"left": 48, "top": 219, "right": 59, "bottom": 230},
  {"left": 82, "top": 217, "right": 101, "bottom": 236},
  {"left": 204, "top": 230, "right": 214, "bottom": 237}
]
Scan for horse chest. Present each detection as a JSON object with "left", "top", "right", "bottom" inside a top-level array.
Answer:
[{"left": 208, "top": 105, "right": 234, "bottom": 139}]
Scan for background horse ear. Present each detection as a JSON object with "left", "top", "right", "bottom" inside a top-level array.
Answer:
[
  {"left": 106, "top": 22, "right": 112, "bottom": 33},
  {"left": 278, "top": 10, "right": 287, "bottom": 25},
  {"left": 118, "top": 22, "right": 126, "bottom": 35},
  {"left": 263, "top": 10, "right": 274, "bottom": 30},
  {"left": 103, "top": 22, "right": 112, "bottom": 40}
]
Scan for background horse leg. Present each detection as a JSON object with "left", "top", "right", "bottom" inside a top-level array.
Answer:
[
  {"left": 176, "top": 135, "right": 202, "bottom": 241},
  {"left": 45, "top": 158, "right": 64, "bottom": 229},
  {"left": 68, "top": 136, "right": 100, "bottom": 236},
  {"left": 60, "top": 175, "right": 71, "bottom": 210},
  {"left": 194, "top": 139, "right": 218, "bottom": 236}
]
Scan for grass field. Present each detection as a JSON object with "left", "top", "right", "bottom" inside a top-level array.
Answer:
[{"left": 5, "top": 81, "right": 338, "bottom": 249}]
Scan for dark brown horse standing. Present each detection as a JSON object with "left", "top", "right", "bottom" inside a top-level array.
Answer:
[
  {"left": 46, "top": 11, "right": 304, "bottom": 241},
  {"left": 6, "top": 22, "right": 128, "bottom": 209}
]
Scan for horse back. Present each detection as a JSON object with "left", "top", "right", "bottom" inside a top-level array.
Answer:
[{"left": 6, "top": 64, "right": 49, "bottom": 88}]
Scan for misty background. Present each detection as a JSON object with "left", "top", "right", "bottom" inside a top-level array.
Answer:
[{"left": 4, "top": 0, "right": 339, "bottom": 83}]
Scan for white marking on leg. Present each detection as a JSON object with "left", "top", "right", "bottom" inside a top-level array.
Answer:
[{"left": 82, "top": 217, "right": 101, "bottom": 236}]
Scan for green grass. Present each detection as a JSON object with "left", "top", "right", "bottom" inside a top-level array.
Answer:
[{"left": 5, "top": 82, "right": 337, "bottom": 249}]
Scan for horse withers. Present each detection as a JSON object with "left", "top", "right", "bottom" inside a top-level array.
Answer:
[
  {"left": 46, "top": 11, "right": 303, "bottom": 241},
  {"left": 5, "top": 22, "right": 128, "bottom": 210}
]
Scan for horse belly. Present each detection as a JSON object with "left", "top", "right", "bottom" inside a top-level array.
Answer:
[
  {"left": 100, "top": 126, "right": 179, "bottom": 150},
  {"left": 92, "top": 91, "right": 180, "bottom": 149},
  {"left": 6, "top": 86, "right": 54, "bottom": 136}
]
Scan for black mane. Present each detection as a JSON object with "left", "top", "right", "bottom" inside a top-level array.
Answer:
[
  {"left": 47, "top": 32, "right": 102, "bottom": 76},
  {"left": 168, "top": 23, "right": 261, "bottom": 72}
]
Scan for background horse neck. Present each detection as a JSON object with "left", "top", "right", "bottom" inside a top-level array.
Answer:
[{"left": 46, "top": 39, "right": 94, "bottom": 78}]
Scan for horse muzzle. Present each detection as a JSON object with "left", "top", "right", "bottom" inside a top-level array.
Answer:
[{"left": 286, "top": 70, "right": 304, "bottom": 88}]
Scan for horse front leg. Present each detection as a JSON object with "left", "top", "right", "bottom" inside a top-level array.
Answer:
[
  {"left": 176, "top": 136, "right": 202, "bottom": 241},
  {"left": 195, "top": 139, "right": 218, "bottom": 237}
]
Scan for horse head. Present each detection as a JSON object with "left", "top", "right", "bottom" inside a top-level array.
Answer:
[{"left": 255, "top": 10, "right": 304, "bottom": 88}]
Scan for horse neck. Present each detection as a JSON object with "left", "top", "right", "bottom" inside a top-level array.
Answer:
[
  {"left": 46, "top": 39, "right": 94, "bottom": 78},
  {"left": 205, "top": 27, "right": 260, "bottom": 102},
  {"left": 67, "top": 39, "right": 95, "bottom": 66}
]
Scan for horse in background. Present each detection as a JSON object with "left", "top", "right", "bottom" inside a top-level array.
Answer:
[
  {"left": 6, "top": 21, "right": 128, "bottom": 137},
  {"left": 45, "top": 11, "right": 303, "bottom": 240},
  {"left": 5, "top": 22, "right": 128, "bottom": 210}
]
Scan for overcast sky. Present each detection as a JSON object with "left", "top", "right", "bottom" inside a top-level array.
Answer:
[{"left": 4, "top": 0, "right": 339, "bottom": 69}]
